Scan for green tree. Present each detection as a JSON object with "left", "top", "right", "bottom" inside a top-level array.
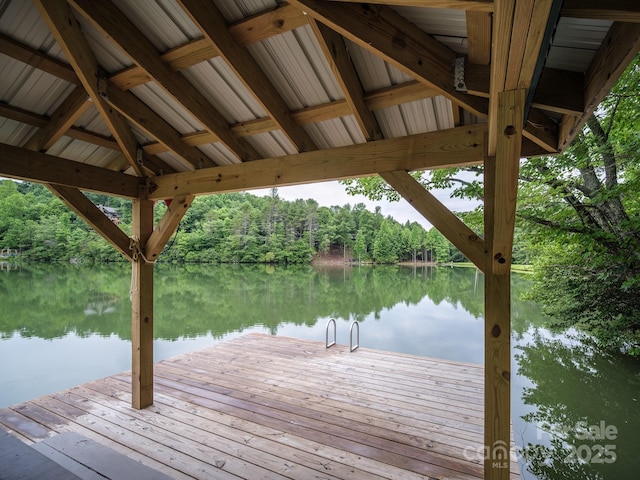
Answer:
[{"left": 373, "top": 220, "right": 398, "bottom": 264}]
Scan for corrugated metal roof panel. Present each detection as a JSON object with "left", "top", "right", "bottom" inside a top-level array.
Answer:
[
  {"left": 244, "top": 130, "right": 298, "bottom": 158},
  {"left": 247, "top": 26, "right": 342, "bottom": 110},
  {"left": 546, "top": 18, "right": 612, "bottom": 72},
  {"left": 392, "top": 6, "right": 467, "bottom": 39},
  {"left": 130, "top": 82, "right": 203, "bottom": 134},
  {"left": 110, "top": 0, "right": 200, "bottom": 50},
  {"left": 0, "top": 55, "right": 75, "bottom": 115},
  {"left": 346, "top": 41, "right": 413, "bottom": 92},
  {"left": 196, "top": 142, "right": 242, "bottom": 166},
  {"left": 75, "top": 106, "right": 113, "bottom": 137},
  {"left": 0, "top": 1, "right": 66, "bottom": 62},
  {"left": 74, "top": 13, "right": 132, "bottom": 72},
  {"left": 182, "top": 59, "right": 266, "bottom": 124},
  {"left": 304, "top": 117, "right": 366, "bottom": 149},
  {"left": 47, "top": 136, "right": 121, "bottom": 167},
  {"left": 0, "top": 117, "right": 37, "bottom": 147},
  {"left": 213, "top": 0, "right": 278, "bottom": 24},
  {"left": 155, "top": 151, "right": 192, "bottom": 172}
]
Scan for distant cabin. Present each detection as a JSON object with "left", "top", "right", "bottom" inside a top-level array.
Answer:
[{"left": 97, "top": 205, "right": 121, "bottom": 224}]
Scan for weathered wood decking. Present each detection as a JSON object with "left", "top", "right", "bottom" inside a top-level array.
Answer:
[{"left": 0, "top": 334, "right": 520, "bottom": 479}]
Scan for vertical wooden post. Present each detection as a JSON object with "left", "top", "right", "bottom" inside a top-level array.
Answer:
[
  {"left": 131, "top": 187, "right": 154, "bottom": 409},
  {"left": 484, "top": 89, "right": 525, "bottom": 479}
]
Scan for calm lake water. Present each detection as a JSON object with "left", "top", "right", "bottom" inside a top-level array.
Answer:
[{"left": 1, "top": 263, "right": 638, "bottom": 479}]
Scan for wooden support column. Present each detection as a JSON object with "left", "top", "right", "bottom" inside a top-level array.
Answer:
[
  {"left": 484, "top": 89, "right": 525, "bottom": 479},
  {"left": 131, "top": 187, "right": 154, "bottom": 409}
]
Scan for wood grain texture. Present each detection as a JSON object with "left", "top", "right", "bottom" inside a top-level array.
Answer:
[
  {"left": 0, "top": 143, "right": 140, "bottom": 198},
  {"left": 131, "top": 191, "right": 155, "bottom": 409},
  {"left": 147, "top": 124, "right": 487, "bottom": 199},
  {"left": 0, "top": 334, "right": 521, "bottom": 479},
  {"left": 145, "top": 195, "right": 194, "bottom": 261}
]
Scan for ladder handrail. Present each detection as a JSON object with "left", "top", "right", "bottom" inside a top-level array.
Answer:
[
  {"left": 326, "top": 318, "right": 336, "bottom": 348},
  {"left": 349, "top": 321, "right": 360, "bottom": 352}
]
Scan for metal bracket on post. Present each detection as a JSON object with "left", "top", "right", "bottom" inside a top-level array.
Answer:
[
  {"left": 452, "top": 57, "right": 467, "bottom": 92},
  {"left": 326, "top": 318, "right": 336, "bottom": 348},
  {"left": 349, "top": 321, "right": 360, "bottom": 352}
]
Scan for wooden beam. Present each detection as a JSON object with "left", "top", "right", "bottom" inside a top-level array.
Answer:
[
  {"left": 492, "top": 89, "right": 525, "bottom": 275},
  {"left": 70, "top": 0, "right": 261, "bottom": 163},
  {"left": 482, "top": 170, "right": 511, "bottom": 480},
  {"left": 145, "top": 195, "right": 194, "bottom": 261},
  {"left": 109, "top": 4, "right": 309, "bottom": 91},
  {"left": 466, "top": 10, "right": 492, "bottom": 65},
  {"left": 488, "top": 0, "right": 515, "bottom": 156},
  {"left": 131, "top": 188, "right": 154, "bottom": 409},
  {"left": 364, "top": 81, "right": 439, "bottom": 110},
  {"left": 309, "top": 19, "right": 383, "bottom": 140},
  {"left": 148, "top": 124, "right": 487, "bottom": 199},
  {"left": 22, "top": 87, "right": 89, "bottom": 152},
  {"left": 33, "top": 0, "right": 145, "bottom": 177},
  {"left": 0, "top": 32, "right": 80, "bottom": 85},
  {"left": 0, "top": 142, "right": 140, "bottom": 198},
  {"left": 559, "top": 22, "right": 640, "bottom": 151},
  {"left": 47, "top": 185, "right": 133, "bottom": 261},
  {"left": 380, "top": 170, "right": 486, "bottom": 270},
  {"left": 523, "top": 107, "right": 558, "bottom": 154},
  {"left": 562, "top": 0, "right": 640, "bottom": 23},
  {"left": 177, "top": 0, "right": 316, "bottom": 153},
  {"left": 289, "top": 0, "right": 488, "bottom": 117},
  {"left": 326, "top": 0, "right": 494, "bottom": 11}
]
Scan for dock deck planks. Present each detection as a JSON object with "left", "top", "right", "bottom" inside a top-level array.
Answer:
[{"left": 0, "top": 334, "right": 520, "bottom": 479}]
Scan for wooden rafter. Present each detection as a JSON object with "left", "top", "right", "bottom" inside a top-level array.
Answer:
[
  {"left": 176, "top": 0, "right": 316, "bottom": 153},
  {"left": 289, "top": 0, "right": 488, "bottom": 117},
  {"left": 69, "top": 0, "right": 261, "bottom": 164},
  {"left": 380, "top": 170, "right": 486, "bottom": 270},
  {"left": 33, "top": 0, "right": 145, "bottom": 177},
  {"left": 559, "top": 22, "right": 640, "bottom": 151},
  {"left": 309, "top": 19, "right": 383, "bottom": 141},
  {"left": 562, "top": 0, "right": 640, "bottom": 23},
  {"left": 0, "top": 143, "right": 140, "bottom": 198},
  {"left": 148, "top": 124, "right": 487, "bottom": 199},
  {"left": 47, "top": 184, "right": 133, "bottom": 261}
]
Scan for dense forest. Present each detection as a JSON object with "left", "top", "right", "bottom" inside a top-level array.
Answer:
[{"left": 0, "top": 181, "right": 456, "bottom": 265}]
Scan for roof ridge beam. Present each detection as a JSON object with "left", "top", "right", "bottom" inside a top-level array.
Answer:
[{"left": 327, "top": 0, "right": 494, "bottom": 11}]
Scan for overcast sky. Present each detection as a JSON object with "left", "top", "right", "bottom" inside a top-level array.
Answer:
[{"left": 251, "top": 179, "right": 480, "bottom": 229}]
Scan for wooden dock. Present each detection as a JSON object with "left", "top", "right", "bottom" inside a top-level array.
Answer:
[{"left": 0, "top": 334, "right": 520, "bottom": 479}]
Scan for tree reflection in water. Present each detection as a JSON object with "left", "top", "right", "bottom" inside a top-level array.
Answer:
[{"left": 515, "top": 330, "right": 640, "bottom": 479}]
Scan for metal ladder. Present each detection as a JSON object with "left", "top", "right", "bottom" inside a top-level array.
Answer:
[{"left": 325, "top": 318, "right": 359, "bottom": 352}]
